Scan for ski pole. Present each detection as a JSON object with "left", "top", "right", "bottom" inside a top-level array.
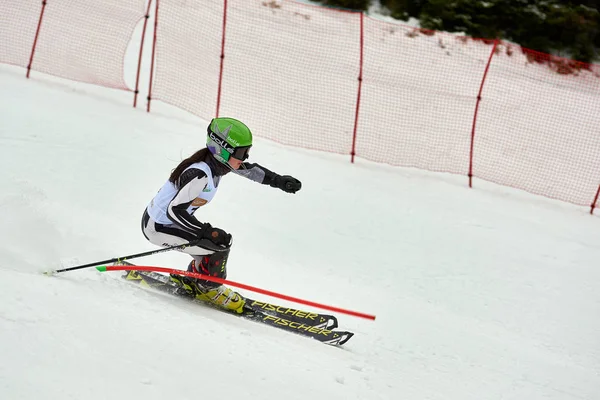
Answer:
[{"left": 44, "top": 240, "right": 201, "bottom": 275}]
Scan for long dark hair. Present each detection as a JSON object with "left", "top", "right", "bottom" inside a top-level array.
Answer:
[
  {"left": 169, "top": 148, "right": 231, "bottom": 184},
  {"left": 169, "top": 148, "right": 210, "bottom": 183}
]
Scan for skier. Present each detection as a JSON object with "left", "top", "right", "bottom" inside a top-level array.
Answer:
[{"left": 141, "top": 117, "right": 301, "bottom": 313}]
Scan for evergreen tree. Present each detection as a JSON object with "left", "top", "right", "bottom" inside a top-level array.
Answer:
[
  {"left": 321, "top": 0, "right": 371, "bottom": 11},
  {"left": 378, "top": 0, "right": 426, "bottom": 20},
  {"left": 315, "top": 0, "right": 600, "bottom": 63},
  {"left": 416, "top": 0, "right": 599, "bottom": 63}
]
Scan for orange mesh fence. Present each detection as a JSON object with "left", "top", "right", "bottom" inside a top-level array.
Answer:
[
  {"left": 357, "top": 22, "right": 494, "bottom": 175},
  {"left": 151, "top": 0, "right": 361, "bottom": 154},
  {"left": 148, "top": 0, "right": 224, "bottom": 119},
  {"left": 474, "top": 45, "right": 600, "bottom": 207},
  {"left": 1, "top": 0, "right": 146, "bottom": 90},
  {"left": 2, "top": 0, "right": 599, "bottom": 211},
  {"left": 150, "top": 1, "right": 599, "bottom": 210},
  {"left": 218, "top": 0, "right": 360, "bottom": 153},
  {"left": 0, "top": 0, "right": 41, "bottom": 68}
]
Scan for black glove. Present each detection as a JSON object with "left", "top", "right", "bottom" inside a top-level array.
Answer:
[
  {"left": 270, "top": 175, "right": 302, "bottom": 194},
  {"left": 201, "top": 224, "right": 232, "bottom": 247}
]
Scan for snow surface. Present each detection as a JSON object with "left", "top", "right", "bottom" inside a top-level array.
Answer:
[{"left": 1, "top": 11, "right": 600, "bottom": 400}]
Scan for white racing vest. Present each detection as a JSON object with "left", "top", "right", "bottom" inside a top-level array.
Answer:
[{"left": 147, "top": 161, "right": 219, "bottom": 225}]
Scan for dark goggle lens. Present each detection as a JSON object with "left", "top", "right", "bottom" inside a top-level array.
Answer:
[{"left": 232, "top": 146, "right": 251, "bottom": 160}]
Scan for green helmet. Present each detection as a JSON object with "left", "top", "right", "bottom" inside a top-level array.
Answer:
[{"left": 206, "top": 117, "right": 253, "bottom": 164}]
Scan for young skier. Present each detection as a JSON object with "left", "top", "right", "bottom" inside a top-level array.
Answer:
[{"left": 141, "top": 117, "right": 301, "bottom": 313}]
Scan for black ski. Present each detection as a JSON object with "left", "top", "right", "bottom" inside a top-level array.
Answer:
[
  {"left": 236, "top": 300, "right": 338, "bottom": 330},
  {"left": 119, "top": 268, "right": 353, "bottom": 346},
  {"left": 119, "top": 268, "right": 338, "bottom": 328}
]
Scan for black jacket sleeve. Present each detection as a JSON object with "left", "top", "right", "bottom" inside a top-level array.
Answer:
[
  {"left": 166, "top": 168, "right": 210, "bottom": 235},
  {"left": 234, "top": 162, "right": 279, "bottom": 185}
]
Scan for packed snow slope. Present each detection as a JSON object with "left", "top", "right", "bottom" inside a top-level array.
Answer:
[{"left": 1, "top": 65, "right": 599, "bottom": 400}]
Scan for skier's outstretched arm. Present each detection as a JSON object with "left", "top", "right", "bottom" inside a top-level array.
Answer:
[{"left": 235, "top": 162, "right": 302, "bottom": 194}]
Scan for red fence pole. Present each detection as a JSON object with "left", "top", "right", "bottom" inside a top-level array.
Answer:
[
  {"left": 350, "top": 12, "right": 364, "bottom": 164},
  {"left": 146, "top": 0, "right": 159, "bottom": 112},
  {"left": 134, "top": 0, "right": 153, "bottom": 108},
  {"left": 215, "top": 0, "right": 229, "bottom": 118},
  {"left": 468, "top": 39, "right": 498, "bottom": 188},
  {"left": 27, "top": 0, "right": 48, "bottom": 79},
  {"left": 591, "top": 185, "right": 600, "bottom": 215}
]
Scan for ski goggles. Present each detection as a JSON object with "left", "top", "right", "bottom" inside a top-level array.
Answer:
[
  {"left": 207, "top": 130, "right": 251, "bottom": 161},
  {"left": 231, "top": 145, "right": 251, "bottom": 161}
]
